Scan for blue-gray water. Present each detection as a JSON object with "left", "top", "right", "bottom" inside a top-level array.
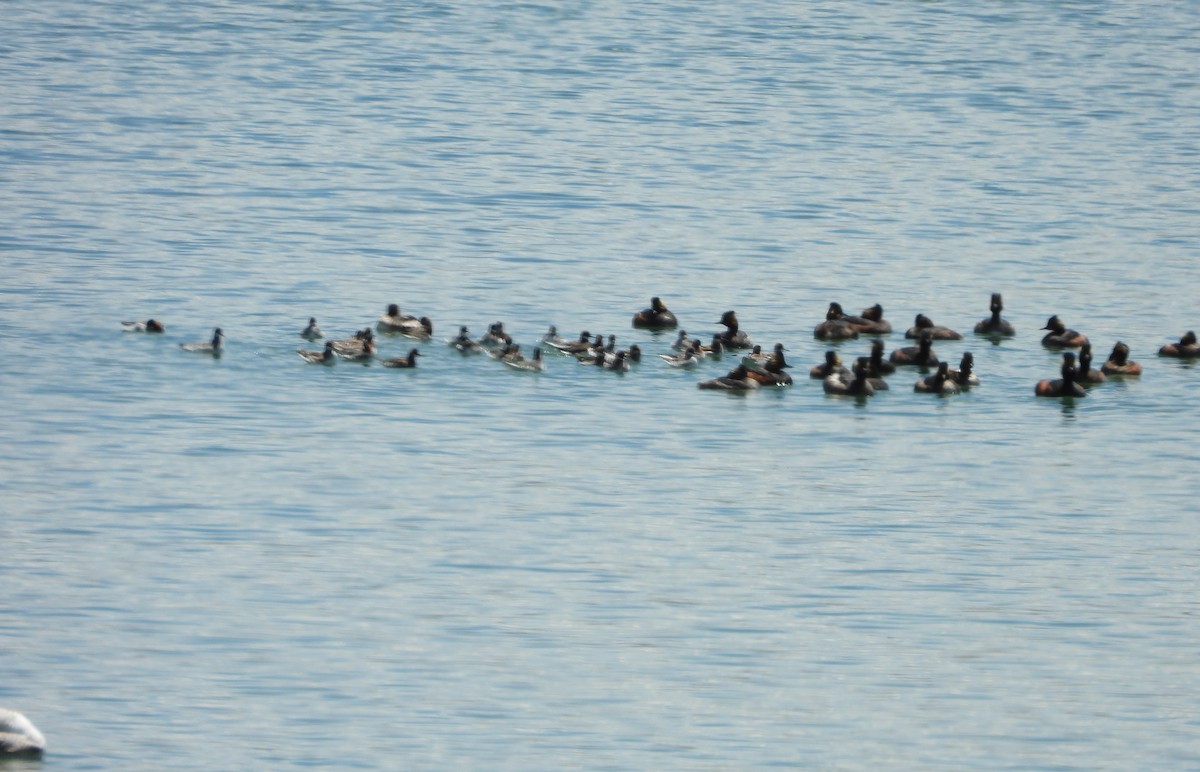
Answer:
[{"left": 3, "top": 1, "right": 1200, "bottom": 768}]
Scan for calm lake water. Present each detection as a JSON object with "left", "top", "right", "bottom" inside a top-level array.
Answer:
[{"left": 3, "top": 1, "right": 1200, "bottom": 768}]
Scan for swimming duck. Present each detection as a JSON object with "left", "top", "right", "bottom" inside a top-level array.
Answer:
[
  {"left": 541, "top": 325, "right": 569, "bottom": 349},
  {"left": 396, "top": 316, "right": 433, "bottom": 340},
  {"left": 180, "top": 327, "right": 223, "bottom": 355},
  {"left": 746, "top": 344, "right": 793, "bottom": 386},
  {"left": 823, "top": 357, "right": 875, "bottom": 397},
  {"left": 1041, "top": 315, "right": 1088, "bottom": 348},
  {"left": 0, "top": 708, "right": 45, "bottom": 758},
  {"left": 1035, "top": 352, "right": 1086, "bottom": 397},
  {"left": 376, "top": 304, "right": 417, "bottom": 333},
  {"left": 1158, "top": 331, "right": 1200, "bottom": 358},
  {"left": 1101, "top": 341, "right": 1142, "bottom": 376},
  {"left": 659, "top": 340, "right": 704, "bottom": 368},
  {"left": 504, "top": 347, "right": 544, "bottom": 372},
  {"left": 632, "top": 296, "right": 678, "bottom": 330},
  {"left": 330, "top": 328, "right": 374, "bottom": 357},
  {"left": 297, "top": 341, "right": 337, "bottom": 365},
  {"left": 947, "top": 352, "right": 980, "bottom": 387},
  {"left": 742, "top": 344, "right": 768, "bottom": 367},
  {"left": 670, "top": 329, "right": 698, "bottom": 351},
  {"left": 854, "top": 303, "right": 893, "bottom": 334},
  {"left": 604, "top": 350, "right": 631, "bottom": 372},
  {"left": 545, "top": 329, "right": 592, "bottom": 355},
  {"left": 381, "top": 348, "right": 421, "bottom": 368},
  {"left": 698, "top": 364, "right": 760, "bottom": 391},
  {"left": 338, "top": 335, "right": 376, "bottom": 362},
  {"left": 700, "top": 335, "right": 725, "bottom": 358},
  {"left": 813, "top": 302, "right": 861, "bottom": 340},
  {"left": 1077, "top": 343, "right": 1106, "bottom": 385},
  {"left": 905, "top": 313, "right": 962, "bottom": 340},
  {"left": 121, "top": 319, "right": 165, "bottom": 333},
  {"left": 621, "top": 344, "right": 642, "bottom": 363},
  {"left": 299, "top": 317, "right": 323, "bottom": 340},
  {"left": 889, "top": 332, "right": 939, "bottom": 367},
  {"left": 867, "top": 339, "right": 896, "bottom": 376},
  {"left": 715, "top": 310, "right": 753, "bottom": 350},
  {"left": 810, "top": 351, "right": 850, "bottom": 380},
  {"left": 449, "top": 326, "right": 484, "bottom": 354},
  {"left": 974, "top": 293, "right": 1015, "bottom": 336},
  {"left": 478, "top": 322, "right": 512, "bottom": 350},
  {"left": 914, "top": 361, "right": 961, "bottom": 394}
]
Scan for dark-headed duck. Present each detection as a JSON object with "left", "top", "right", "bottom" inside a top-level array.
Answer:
[
  {"left": 1035, "top": 352, "right": 1086, "bottom": 398},
  {"left": 122, "top": 319, "right": 165, "bottom": 333},
  {"left": 698, "top": 364, "right": 760, "bottom": 391},
  {"left": 823, "top": 357, "right": 876, "bottom": 397},
  {"left": 180, "top": 327, "right": 223, "bottom": 355},
  {"left": 813, "top": 302, "right": 861, "bottom": 340},
  {"left": 855, "top": 303, "right": 893, "bottom": 334},
  {"left": 632, "top": 297, "right": 678, "bottom": 330},
  {"left": 450, "top": 326, "right": 484, "bottom": 354},
  {"left": 504, "top": 347, "right": 544, "bottom": 372},
  {"left": 300, "top": 317, "right": 323, "bottom": 340},
  {"left": 377, "top": 304, "right": 417, "bottom": 332},
  {"left": 810, "top": 350, "right": 850, "bottom": 380},
  {"left": 974, "top": 293, "right": 1015, "bottom": 336},
  {"left": 889, "top": 332, "right": 939, "bottom": 367},
  {"left": 905, "top": 313, "right": 962, "bottom": 341},
  {"left": 298, "top": 340, "right": 337, "bottom": 365},
  {"left": 1159, "top": 331, "right": 1200, "bottom": 358},
  {"left": 1101, "top": 341, "right": 1141, "bottom": 376},
  {"left": 1041, "top": 315, "right": 1088, "bottom": 348},
  {"left": 715, "top": 310, "right": 753, "bottom": 350},
  {"left": 914, "top": 361, "right": 960, "bottom": 395},
  {"left": 1077, "top": 343, "right": 1106, "bottom": 385},
  {"left": 947, "top": 352, "right": 980, "bottom": 387},
  {"left": 382, "top": 348, "right": 420, "bottom": 368}
]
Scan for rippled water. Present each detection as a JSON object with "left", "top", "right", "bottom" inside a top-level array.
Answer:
[{"left": 3, "top": 1, "right": 1200, "bottom": 768}]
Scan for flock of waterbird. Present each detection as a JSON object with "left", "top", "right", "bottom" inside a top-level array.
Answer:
[{"left": 119, "top": 294, "right": 1200, "bottom": 399}]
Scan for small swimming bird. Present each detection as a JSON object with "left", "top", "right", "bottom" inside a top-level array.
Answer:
[
  {"left": 298, "top": 341, "right": 337, "bottom": 365},
  {"left": 330, "top": 328, "right": 375, "bottom": 357},
  {"left": 746, "top": 344, "right": 792, "bottom": 386},
  {"left": 905, "top": 313, "right": 962, "bottom": 340},
  {"left": 867, "top": 339, "right": 896, "bottom": 376},
  {"left": 974, "top": 293, "right": 1015, "bottom": 336},
  {"left": 698, "top": 364, "right": 760, "bottom": 391},
  {"left": 121, "top": 319, "right": 165, "bottom": 333},
  {"left": 1036, "top": 352, "right": 1086, "bottom": 397},
  {"left": 632, "top": 296, "right": 678, "bottom": 330},
  {"left": 1041, "top": 315, "right": 1088, "bottom": 348},
  {"left": 659, "top": 340, "right": 704, "bottom": 368},
  {"left": 1077, "top": 343, "right": 1106, "bottom": 385},
  {"left": 855, "top": 303, "right": 893, "bottom": 334},
  {"left": 813, "top": 302, "right": 860, "bottom": 340},
  {"left": 1159, "top": 330, "right": 1200, "bottom": 358},
  {"left": 715, "top": 310, "right": 753, "bottom": 350},
  {"left": 376, "top": 304, "right": 417, "bottom": 333},
  {"left": 478, "top": 322, "right": 513, "bottom": 350},
  {"left": 810, "top": 351, "right": 850, "bottom": 380},
  {"left": 1101, "top": 341, "right": 1142, "bottom": 376},
  {"left": 381, "top": 348, "right": 421, "bottom": 368},
  {"left": 947, "top": 352, "right": 980, "bottom": 387},
  {"left": 670, "top": 329, "right": 698, "bottom": 351},
  {"left": 395, "top": 316, "right": 433, "bottom": 340},
  {"left": 545, "top": 329, "right": 592, "bottom": 355},
  {"left": 449, "top": 326, "right": 484, "bottom": 354},
  {"left": 300, "top": 317, "right": 323, "bottom": 340},
  {"left": 0, "top": 708, "right": 45, "bottom": 758},
  {"left": 823, "top": 357, "right": 875, "bottom": 397},
  {"left": 914, "top": 361, "right": 961, "bottom": 394},
  {"left": 889, "top": 332, "right": 939, "bottom": 367},
  {"left": 504, "top": 347, "right": 544, "bottom": 372},
  {"left": 540, "top": 325, "right": 569, "bottom": 349},
  {"left": 180, "top": 327, "right": 223, "bottom": 355}
]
